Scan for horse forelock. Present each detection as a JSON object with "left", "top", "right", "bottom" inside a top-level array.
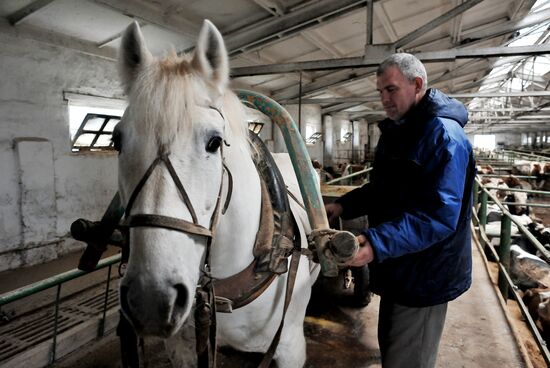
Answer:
[{"left": 126, "top": 53, "right": 249, "bottom": 154}]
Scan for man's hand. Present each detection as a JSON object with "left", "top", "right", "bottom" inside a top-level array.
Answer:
[
  {"left": 325, "top": 202, "right": 343, "bottom": 224},
  {"left": 346, "top": 234, "right": 374, "bottom": 267}
]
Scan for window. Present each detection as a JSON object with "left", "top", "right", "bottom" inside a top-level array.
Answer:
[
  {"left": 65, "top": 92, "right": 126, "bottom": 153},
  {"left": 473, "top": 134, "right": 496, "bottom": 150},
  {"left": 306, "top": 132, "right": 323, "bottom": 144},
  {"left": 340, "top": 132, "right": 353, "bottom": 143},
  {"left": 71, "top": 113, "right": 121, "bottom": 152},
  {"left": 248, "top": 121, "right": 264, "bottom": 134}
]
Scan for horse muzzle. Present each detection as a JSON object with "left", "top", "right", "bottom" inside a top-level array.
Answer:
[{"left": 119, "top": 280, "right": 191, "bottom": 337}]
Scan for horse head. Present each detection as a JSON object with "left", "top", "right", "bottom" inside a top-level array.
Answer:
[{"left": 116, "top": 20, "right": 238, "bottom": 337}]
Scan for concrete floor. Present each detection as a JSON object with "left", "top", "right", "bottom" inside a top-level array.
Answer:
[{"left": 0, "top": 241, "right": 532, "bottom": 368}]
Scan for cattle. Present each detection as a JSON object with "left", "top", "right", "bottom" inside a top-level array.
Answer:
[
  {"left": 537, "top": 293, "right": 550, "bottom": 344},
  {"left": 511, "top": 160, "right": 543, "bottom": 177},
  {"left": 535, "top": 164, "right": 550, "bottom": 191},
  {"left": 480, "top": 177, "right": 509, "bottom": 201},
  {"left": 480, "top": 175, "right": 530, "bottom": 215},
  {"left": 504, "top": 192, "right": 529, "bottom": 216},
  {"left": 483, "top": 213, "right": 531, "bottom": 238},
  {"left": 312, "top": 160, "right": 333, "bottom": 183},
  {"left": 501, "top": 175, "right": 533, "bottom": 191},
  {"left": 511, "top": 160, "right": 550, "bottom": 190},
  {"left": 523, "top": 288, "right": 550, "bottom": 344},
  {"left": 477, "top": 164, "right": 495, "bottom": 174},
  {"left": 485, "top": 203, "right": 503, "bottom": 223},
  {"left": 510, "top": 245, "right": 550, "bottom": 291}
]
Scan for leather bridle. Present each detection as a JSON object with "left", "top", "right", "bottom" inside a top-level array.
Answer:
[
  {"left": 121, "top": 152, "right": 229, "bottom": 241},
  {"left": 120, "top": 106, "right": 231, "bottom": 249}
]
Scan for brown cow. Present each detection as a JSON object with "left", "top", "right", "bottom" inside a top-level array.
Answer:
[{"left": 523, "top": 288, "right": 550, "bottom": 343}]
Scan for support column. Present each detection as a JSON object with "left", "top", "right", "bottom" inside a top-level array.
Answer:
[
  {"left": 323, "top": 115, "right": 334, "bottom": 167},
  {"left": 283, "top": 104, "right": 323, "bottom": 161}
]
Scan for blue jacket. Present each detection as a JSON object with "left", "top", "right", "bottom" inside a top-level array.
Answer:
[{"left": 337, "top": 88, "right": 475, "bottom": 307}]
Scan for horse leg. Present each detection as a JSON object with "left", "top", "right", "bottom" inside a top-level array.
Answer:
[
  {"left": 273, "top": 265, "right": 313, "bottom": 368},
  {"left": 274, "top": 325, "right": 307, "bottom": 368}
]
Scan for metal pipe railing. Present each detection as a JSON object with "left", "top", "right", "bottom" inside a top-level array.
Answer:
[
  {"left": 502, "top": 149, "right": 550, "bottom": 162},
  {"left": 325, "top": 167, "right": 372, "bottom": 185},
  {"left": 478, "top": 174, "right": 537, "bottom": 179},
  {"left": 0, "top": 254, "right": 120, "bottom": 306},
  {"left": 478, "top": 182, "right": 550, "bottom": 263},
  {"left": 483, "top": 185, "right": 550, "bottom": 196},
  {"left": 474, "top": 177, "right": 550, "bottom": 365},
  {"left": 0, "top": 253, "right": 120, "bottom": 365},
  {"left": 497, "top": 215, "right": 511, "bottom": 298},
  {"left": 489, "top": 201, "right": 550, "bottom": 208}
]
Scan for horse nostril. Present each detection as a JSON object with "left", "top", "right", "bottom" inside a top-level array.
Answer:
[{"left": 174, "top": 284, "right": 188, "bottom": 307}]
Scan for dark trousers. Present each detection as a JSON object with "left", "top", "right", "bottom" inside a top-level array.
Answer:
[{"left": 378, "top": 298, "right": 448, "bottom": 368}]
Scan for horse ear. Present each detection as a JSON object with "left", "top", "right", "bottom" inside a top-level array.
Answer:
[
  {"left": 119, "top": 21, "right": 153, "bottom": 94},
  {"left": 191, "top": 20, "right": 229, "bottom": 93}
]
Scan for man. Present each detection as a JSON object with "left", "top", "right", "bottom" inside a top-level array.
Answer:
[{"left": 326, "top": 53, "right": 475, "bottom": 367}]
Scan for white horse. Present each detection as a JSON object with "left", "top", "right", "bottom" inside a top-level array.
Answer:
[{"left": 115, "top": 19, "right": 320, "bottom": 367}]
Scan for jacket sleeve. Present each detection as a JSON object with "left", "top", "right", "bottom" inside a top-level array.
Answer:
[
  {"left": 364, "top": 136, "right": 470, "bottom": 263},
  {"left": 335, "top": 182, "right": 373, "bottom": 219}
]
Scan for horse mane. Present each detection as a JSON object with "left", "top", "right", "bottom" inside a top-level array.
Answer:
[{"left": 127, "top": 51, "right": 250, "bottom": 154}]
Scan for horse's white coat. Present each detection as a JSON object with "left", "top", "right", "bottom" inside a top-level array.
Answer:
[{"left": 117, "top": 20, "right": 319, "bottom": 367}]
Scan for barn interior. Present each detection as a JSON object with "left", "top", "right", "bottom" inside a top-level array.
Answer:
[{"left": 1, "top": 0, "right": 550, "bottom": 367}]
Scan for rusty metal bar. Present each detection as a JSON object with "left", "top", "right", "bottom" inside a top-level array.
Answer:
[
  {"left": 50, "top": 284, "right": 62, "bottom": 364},
  {"left": 99, "top": 263, "right": 113, "bottom": 337},
  {"left": 237, "top": 89, "right": 358, "bottom": 276}
]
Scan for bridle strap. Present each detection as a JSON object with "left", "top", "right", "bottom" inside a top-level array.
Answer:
[
  {"left": 122, "top": 154, "right": 228, "bottom": 239},
  {"left": 127, "top": 214, "right": 212, "bottom": 238},
  {"left": 124, "top": 156, "right": 163, "bottom": 217},
  {"left": 161, "top": 155, "right": 200, "bottom": 224},
  {"left": 125, "top": 154, "right": 200, "bottom": 225},
  {"left": 259, "top": 243, "right": 302, "bottom": 368},
  {"left": 221, "top": 163, "right": 232, "bottom": 215}
]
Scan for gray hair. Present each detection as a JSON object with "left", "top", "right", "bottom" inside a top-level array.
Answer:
[{"left": 377, "top": 53, "right": 428, "bottom": 92}]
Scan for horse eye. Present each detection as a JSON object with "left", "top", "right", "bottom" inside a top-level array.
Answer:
[
  {"left": 112, "top": 129, "right": 122, "bottom": 152},
  {"left": 206, "top": 136, "right": 222, "bottom": 153}
]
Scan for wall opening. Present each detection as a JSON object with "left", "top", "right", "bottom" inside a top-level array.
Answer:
[
  {"left": 473, "top": 134, "right": 496, "bottom": 150},
  {"left": 65, "top": 92, "right": 126, "bottom": 153}
]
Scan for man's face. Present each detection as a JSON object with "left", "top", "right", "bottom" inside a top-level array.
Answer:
[{"left": 376, "top": 66, "right": 423, "bottom": 121}]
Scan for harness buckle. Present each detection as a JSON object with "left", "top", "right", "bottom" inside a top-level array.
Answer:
[{"left": 214, "top": 296, "right": 233, "bottom": 313}]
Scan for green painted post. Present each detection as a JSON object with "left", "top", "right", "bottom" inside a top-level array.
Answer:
[
  {"left": 473, "top": 181, "right": 479, "bottom": 209},
  {"left": 479, "top": 191, "right": 488, "bottom": 231},
  {"left": 498, "top": 215, "right": 512, "bottom": 300}
]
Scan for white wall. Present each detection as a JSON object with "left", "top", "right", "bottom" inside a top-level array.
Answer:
[
  {"left": 495, "top": 133, "right": 521, "bottom": 147},
  {"left": 323, "top": 115, "right": 333, "bottom": 167},
  {"left": 367, "top": 122, "right": 381, "bottom": 157},
  {"left": 0, "top": 31, "right": 122, "bottom": 271},
  {"left": 331, "top": 112, "right": 352, "bottom": 165}
]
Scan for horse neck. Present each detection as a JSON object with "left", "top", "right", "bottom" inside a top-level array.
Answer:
[{"left": 210, "top": 140, "right": 261, "bottom": 278}]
